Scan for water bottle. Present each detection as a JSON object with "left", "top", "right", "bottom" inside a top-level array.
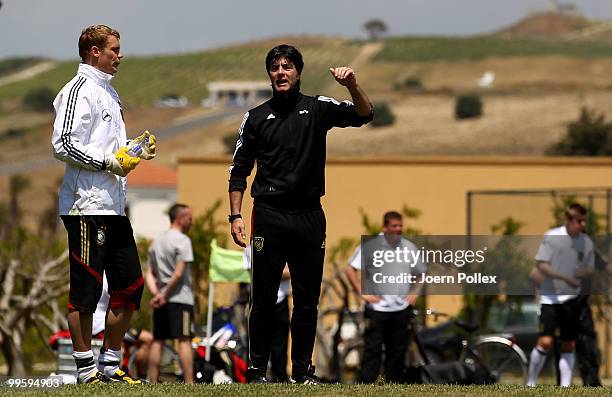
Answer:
[{"left": 126, "top": 135, "right": 149, "bottom": 157}]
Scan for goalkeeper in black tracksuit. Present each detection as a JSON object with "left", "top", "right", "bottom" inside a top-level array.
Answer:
[{"left": 228, "top": 44, "right": 373, "bottom": 384}]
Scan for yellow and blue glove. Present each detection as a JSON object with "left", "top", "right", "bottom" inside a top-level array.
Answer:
[
  {"left": 127, "top": 130, "right": 157, "bottom": 160},
  {"left": 104, "top": 147, "right": 141, "bottom": 176}
]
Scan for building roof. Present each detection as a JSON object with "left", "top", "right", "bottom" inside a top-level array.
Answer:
[{"left": 128, "top": 160, "right": 177, "bottom": 188}]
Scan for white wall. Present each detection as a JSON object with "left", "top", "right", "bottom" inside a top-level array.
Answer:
[{"left": 127, "top": 188, "right": 176, "bottom": 240}]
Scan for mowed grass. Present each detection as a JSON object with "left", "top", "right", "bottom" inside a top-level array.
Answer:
[
  {"left": 3, "top": 383, "right": 611, "bottom": 397},
  {"left": 0, "top": 39, "right": 362, "bottom": 108},
  {"left": 375, "top": 36, "right": 612, "bottom": 62}
]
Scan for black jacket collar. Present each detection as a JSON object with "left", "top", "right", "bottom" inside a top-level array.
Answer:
[{"left": 270, "top": 88, "right": 301, "bottom": 114}]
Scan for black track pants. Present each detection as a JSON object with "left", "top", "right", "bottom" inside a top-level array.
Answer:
[
  {"left": 358, "top": 306, "right": 413, "bottom": 383},
  {"left": 576, "top": 296, "right": 602, "bottom": 386},
  {"left": 248, "top": 204, "right": 326, "bottom": 378}
]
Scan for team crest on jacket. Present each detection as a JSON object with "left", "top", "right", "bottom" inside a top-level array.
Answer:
[
  {"left": 96, "top": 228, "right": 106, "bottom": 246},
  {"left": 254, "top": 237, "right": 264, "bottom": 252},
  {"left": 101, "top": 109, "right": 112, "bottom": 122}
]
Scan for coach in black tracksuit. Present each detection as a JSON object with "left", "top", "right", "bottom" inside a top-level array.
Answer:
[{"left": 228, "top": 44, "right": 373, "bottom": 384}]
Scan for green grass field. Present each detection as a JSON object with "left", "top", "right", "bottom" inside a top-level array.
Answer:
[
  {"left": 375, "top": 36, "right": 612, "bottom": 62},
  {"left": 2, "top": 383, "right": 611, "bottom": 397},
  {"left": 0, "top": 40, "right": 362, "bottom": 108}
]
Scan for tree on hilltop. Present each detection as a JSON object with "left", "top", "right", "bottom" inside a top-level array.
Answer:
[{"left": 363, "top": 19, "right": 388, "bottom": 41}]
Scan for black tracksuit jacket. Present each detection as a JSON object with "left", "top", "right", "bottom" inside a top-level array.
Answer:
[{"left": 228, "top": 90, "right": 373, "bottom": 204}]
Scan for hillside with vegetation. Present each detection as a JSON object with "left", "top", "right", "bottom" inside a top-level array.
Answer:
[
  {"left": 0, "top": 37, "right": 362, "bottom": 108},
  {"left": 3, "top": 11, "right": 612, "bottom": 223}
]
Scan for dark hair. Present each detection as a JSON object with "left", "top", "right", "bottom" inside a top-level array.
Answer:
[
  {"left": 78, "top": 25, "right": 120, "bottom": 62},
  {"left": 565, "top": 203, "right": 587, "bottom": 219},
  {"left": 265, "top": 44, "right": 304, "bottom": 74},
  {"left": 383, "top": 211, "right": 402, "bottom": 226},
  {"left": 168, "top": 203, "right": 189, "bottom": 223}
]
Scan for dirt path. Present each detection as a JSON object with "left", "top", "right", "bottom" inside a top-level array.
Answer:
[
  {"left": 325, "top": 42, "right": 383, "bottom": 93},
  {"left": 0, "top": 61, "right": 56, "bottom": 86},
  {"left": 350, "top": 41, "right": 384, "bottom": 70}
]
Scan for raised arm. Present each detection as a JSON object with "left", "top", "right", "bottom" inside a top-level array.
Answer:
[{"left": 329, "top": 67, "right": 372, "bottom": 117}]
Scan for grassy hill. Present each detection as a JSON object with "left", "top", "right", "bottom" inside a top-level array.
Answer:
[
  {"left": 0, "top": 37, "right": 362, "bottom": 108},
  {"left": 374, "top": 35, "right": 612, "bottom": 63},
  {"left": 4, "top": 33, "right": 612, "bottom": 108},
  {"left": 496, "top": 11, "right": 593, "bottom": 38},
  {"left": 3, "top": 32, "right": 612, "bottom": 166},
  {"left": 0, "top": 57, "right": 45, "bottom": 78}
]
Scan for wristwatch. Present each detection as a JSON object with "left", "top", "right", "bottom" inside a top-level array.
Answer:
[{"left": 228, "top": 214, "right": 242, "bottom": 223}]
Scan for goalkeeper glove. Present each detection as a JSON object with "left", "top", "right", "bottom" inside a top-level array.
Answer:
[
  {"left": 104, "top": 147, "right": 140, "bottom": 177},
  {"left": 127, "top": 130, "right": 156, "bottom": 160}
]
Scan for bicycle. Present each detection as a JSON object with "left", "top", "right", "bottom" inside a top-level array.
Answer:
[
  {"left": 315, "top": 267, "right": 529, "bottom": 384},
  {"left": 411, "top": 309, "right": 529, "bottom": 385},
  {"left": 316, "top": 302, "right": 528, "bottom": 384}
]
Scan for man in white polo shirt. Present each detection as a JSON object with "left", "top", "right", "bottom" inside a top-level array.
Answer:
[
  {"left": 527, "top": 203, "right": 594, "bottom": 387},
  {"left": 345, "top": 211, "right": 426, "bottom": 383}
]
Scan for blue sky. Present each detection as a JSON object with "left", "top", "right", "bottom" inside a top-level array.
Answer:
[{"left": 1, "top": 0, "right": 611, "bottom": 59}]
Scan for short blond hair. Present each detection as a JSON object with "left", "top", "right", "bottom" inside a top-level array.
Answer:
[{"left": 78, "top": 25, "right": 120, "bottom": 62}]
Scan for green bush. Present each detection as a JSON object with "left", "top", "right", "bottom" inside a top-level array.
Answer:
[
  {"left": 401, "top": 76, "right": 423, "bottom": 90},
  {"left": 548, "top": 107, "right": 612, "bottom": 156},
  {"left": 455, "top": 94, "right": 483, "bottom": 119},
  {"left": 0, "top": 127, "right": 26, "bottom": 141},
  {"left": 23, "top": 86, "right": 55, "bottom": 112},
  {"left": 371, "top": 102, "right": 396, "bottom": 127}
]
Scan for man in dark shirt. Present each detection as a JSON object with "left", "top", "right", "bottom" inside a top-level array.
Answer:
[{"left": 228, "top": 44, "right": 372, "bottom": 384}]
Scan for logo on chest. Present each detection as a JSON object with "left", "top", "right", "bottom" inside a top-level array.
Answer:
[
  {"left": 96, "top": 227, "right": 106, "bottom": 246},
  {"left": 102, "top": 109, "right": 112, "bottom": 122}
]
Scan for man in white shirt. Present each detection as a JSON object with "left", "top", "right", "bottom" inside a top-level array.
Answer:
[
  {"left": 527, "top": 203, "right": 594, "bottom": 387},
  {"left": 52, "top": 25, "right": 155, "bottom": 385},
  {"left": 345, "top": 211, "right": 426, "bottom": 383}
]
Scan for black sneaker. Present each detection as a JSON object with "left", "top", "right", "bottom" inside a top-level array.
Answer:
[
  {"left": 289, "top": 365, "right": 324, "bottom": 385},
  {"left": 79, "top": 370, "right": 111, "bottom": 384},
  {"left": 246, "top": 367, "right": 272, "bottom": 384}
]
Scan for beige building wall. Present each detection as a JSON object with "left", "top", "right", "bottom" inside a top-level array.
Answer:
[
  {"left": 179, "top": 155, "right": 612, "bottom": 238},
  {"left": 178, "top": 155, "right": 612, "bottom": 376}
]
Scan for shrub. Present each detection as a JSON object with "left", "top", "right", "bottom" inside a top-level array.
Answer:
[
  {"left": 395, "top": 76, "right": 423, "bottom": 90},
  {"left": 548, "top": 107, "right": 612, "bottom": 156},
  {"left": 0, "top": 127, "right": 26, "bottom": 141},
  {"left": 371, "top": 102, "right": 396, "bottom": 127},
  {"left": 23, "top": 86, "right": 55, "bottom": 112},
  {"left": 455, "top": 94, "right": 483, "bottom": 119}
]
